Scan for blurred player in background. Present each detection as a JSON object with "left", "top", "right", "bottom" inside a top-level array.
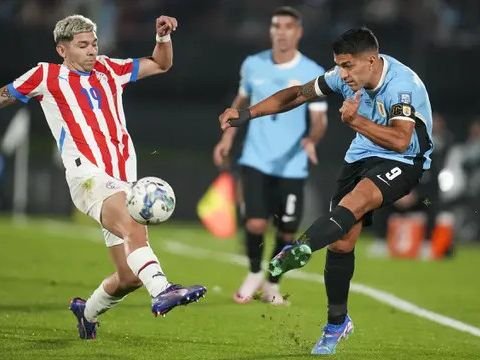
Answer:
[
  {"left": 219, "top": 27, "right": 433, "bottom": 354},
  {"left": 0, "top": 14, "right": 206, "bottom": 340},
  {"left": 213, "top": 6, "right": 327, "bottom": 305}
]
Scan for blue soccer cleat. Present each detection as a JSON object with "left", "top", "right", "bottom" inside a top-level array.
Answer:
[
  {"left": 69, "top": 297, "right": 98, "bottom": 340},
  {"left": 151, "top": 284, "right": 207, "bottom": 317},
  {"left": 311, "top": 315, "right": 354, "bottom": 355},
  {"left": 268, "top": 242, "right": 312, "bottom": 277}
]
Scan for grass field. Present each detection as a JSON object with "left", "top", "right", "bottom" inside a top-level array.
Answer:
[{"left": 0, "top": 216, "right": 479, "bottom": 359}]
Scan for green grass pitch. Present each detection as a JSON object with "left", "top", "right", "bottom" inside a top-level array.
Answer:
[{"left": 0, "top": 217, "right": 479, "bottom": 359}]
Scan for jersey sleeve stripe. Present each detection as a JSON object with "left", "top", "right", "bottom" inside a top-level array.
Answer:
[
  {"left": 314, "top": 76, "right": 332, "bottom": 96},
  {"left": 389, "top": 116, "right": 416, "bottom": 123},
  {"left": 7, "top": 83, "right": 30, "bottom": 103},
  {"left": 130, "top": 58, "right": 139, "bottom": 82},
  {"left": 46, "top": 64, "right": 97, "bottom": 167}
]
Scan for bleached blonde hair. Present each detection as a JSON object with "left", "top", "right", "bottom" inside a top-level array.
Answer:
[{"left": 53, "top": 15, "right": 97, "bottom": 44}]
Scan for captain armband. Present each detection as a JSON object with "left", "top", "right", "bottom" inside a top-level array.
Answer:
[{"left": 389, "top": 103, "right": 416, "bottom": 123}]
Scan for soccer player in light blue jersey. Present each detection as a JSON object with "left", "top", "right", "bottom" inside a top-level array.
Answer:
[
  {"left": 213, "top": 7, "right": 328, "bottom": 305},
  {"left": 219, "top": 27, "right": 433, "bottom": 354}
]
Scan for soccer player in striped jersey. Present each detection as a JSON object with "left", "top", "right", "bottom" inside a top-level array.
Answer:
[
  {"left": 0, "top": 14, "right": 206, "bottom": 339},
  {"left": 219, "top": 27, "right": 433, "bottom": 355}
]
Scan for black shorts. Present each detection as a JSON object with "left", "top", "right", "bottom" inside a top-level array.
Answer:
[
  {"left": 331, "top": 157, "right": 424, "bottom": 226},
  {"left": 240, "top": 165, "right": 304, "bottom": 233}
]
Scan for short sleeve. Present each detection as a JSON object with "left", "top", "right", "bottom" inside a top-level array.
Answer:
[
  {"left": 316, "top": 66, "right": 342, "bottom": 95},
  {"left": 385, "top": 81, "right": 418, "bottom": 123},
  {"left": 8, "top": 64, "right": 45, "bottom": 103},
  {"left": 96, "top": 55, "right": 139, "bottom": 86},
  {"left": 309, "top": 63, "right": 328, "bottom": 111},
  {"left": 238, "top": 57, "right": 251, "bottom": 97}
]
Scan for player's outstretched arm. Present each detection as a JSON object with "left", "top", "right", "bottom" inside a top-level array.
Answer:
[
  {"left": 137, "top": 15, "right": 177, "bottom": 80},
  {"left": 219, "top": 78, "right": 319, "bottom": 130},
  {"left": 0, "top": 85, "right": 16, "bottom": 109}
]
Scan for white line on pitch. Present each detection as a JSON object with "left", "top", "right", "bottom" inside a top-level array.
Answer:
[{"left": 163, "top": 241, "right": 480, "bottom": 338}]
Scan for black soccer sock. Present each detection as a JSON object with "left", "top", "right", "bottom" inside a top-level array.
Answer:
[
  {"left": 245, "top": 231, "right": 264, "bottom": 273},
  {"left": 324, "top": 249, "right": 355, "bottom": 324},
  {"left": 267, "top": 233, "right": 290, "bottom": 283},
  {"left": 299, "top": 206, "right": 357, "bottom": 252}
]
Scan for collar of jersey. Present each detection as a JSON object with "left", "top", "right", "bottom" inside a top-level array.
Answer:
[
  {"left": 272, "top": 51, "right": 301, "bottom": 69},
  {"left": 61, "top": 64, "right": 92, "bottom": 76},
  {"left": 370, "top": 55, "right": 389, "bottom": 92}
]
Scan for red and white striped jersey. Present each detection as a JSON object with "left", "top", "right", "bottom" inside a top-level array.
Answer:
[{"left": 7, "top": 56, "right": 140, "bottom": 182}]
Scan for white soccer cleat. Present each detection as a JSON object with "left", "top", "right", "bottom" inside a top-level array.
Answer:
[
  {"left": 233, "top": 272, "right": 264, "bottom": 304},
  {"left": 260, "top": 282, "right": 289, "bottom": 306}
]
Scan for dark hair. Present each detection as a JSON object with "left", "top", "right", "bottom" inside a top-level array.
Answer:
[
  {"left": 332, "top": 27, "right": 379, "bottom": 55},
  {"left": 272, "top": 6, "right": 302, "bottom": 24}
]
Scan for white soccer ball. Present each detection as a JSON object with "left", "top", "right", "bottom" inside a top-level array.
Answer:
[{"left": 126, "top": 176, "right": 176, "bottom": 224}]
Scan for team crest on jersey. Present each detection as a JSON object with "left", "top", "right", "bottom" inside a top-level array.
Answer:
[
  {"left": 287, "top": 79, "right": 301, "bottom": 87},
  {"left": 398, "top": 92, "right": 412, "bottom": 104},
  {"left": 95, "top": 71, "right": 108, "bottom": 83},
  {"left": 376, "top": 101, "right": 386, "bottom": 117},
  {"left": 106, "top": 180, "right": 119, "bottom": 189}
]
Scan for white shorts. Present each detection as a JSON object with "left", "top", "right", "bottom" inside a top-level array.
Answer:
[{"left": 65, "top": 162, "right": 131, "bottom": 248}]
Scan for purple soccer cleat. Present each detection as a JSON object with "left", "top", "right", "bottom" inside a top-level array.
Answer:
[
  {"left": 69, "top": 297, "right": 98, "bottom": 340},
  {"left": 151, "top": 284, "right": 207, "bottom": 317}
]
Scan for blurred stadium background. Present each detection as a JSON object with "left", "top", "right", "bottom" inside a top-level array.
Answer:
[
  {"left": 1, "top": 0, "right": 480, "bottom": 232},
  {"left": 0, "top": 1, "right": 480, "bottom": 359}
]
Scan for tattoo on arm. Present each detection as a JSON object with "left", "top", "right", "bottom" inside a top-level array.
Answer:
[
  {"left": 300, "top": 80, "right": 317, "bottom": 100},
  {"left": 1, "top": 87, "right": 13, "bottom": 99},
  {"left": 0, "top": 86, "right": 16, "bottom": 109}
]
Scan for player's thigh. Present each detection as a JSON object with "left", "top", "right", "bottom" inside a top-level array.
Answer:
[
  {"left": 328, "top": 221, "right": 362, "bottom": 253},
  {"left": 101, "top": 191, "right": 147, "bottom": 240},
  {"left": 66, "top": 165, "right": 130, "bottom": 226},
  {"left": 240, "top": 166, "right": 269, "bottom": 220},
  {"left": 273, "top": 176, "right": 305, "bottom": 233},
  {"left": 330, "top": 160, "right": 375, "bottom": 225},
  {"left": 364, "top": 158, "right": 424, "bottom": 207}
]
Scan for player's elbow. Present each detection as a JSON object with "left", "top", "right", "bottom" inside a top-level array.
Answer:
[
  {"left": 157, "top": 61, "right": 173, "bottom": 72},
  {"left": 392, "top": 137, "right": 410, "bottom": 153}
]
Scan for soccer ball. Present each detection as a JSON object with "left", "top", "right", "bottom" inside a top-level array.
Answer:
[{"left": 126, "top": 176, "right": 176, "bottom": 224}]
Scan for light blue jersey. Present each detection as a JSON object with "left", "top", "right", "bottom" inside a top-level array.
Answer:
[
  {"left": 238, "top": 50, "right": 326, "bottom": 178},
  {"left": 319, "top": 54, "right": 433, "bottom": 170}
]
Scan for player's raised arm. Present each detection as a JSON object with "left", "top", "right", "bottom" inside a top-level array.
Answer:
[
  {"left": 137, "top": 15, "right": 177, "bottom": 80},
  {"left": 0, "top": 85, "right": 17, "bottom": 109},
  {"left": 219, "top": 77, "right": 323, "bottom": 130}
]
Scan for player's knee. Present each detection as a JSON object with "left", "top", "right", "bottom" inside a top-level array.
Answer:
[
  {"left": 120, "top": 218, "right": 147, "bottom": 241},
  {"left": 246, "top": 219, "right": 267, "bottom": 234},
  {"left": 327, "top": 241, "right": 355, "bottom": 253},
  {"left": 342, "top": 187, "right": 381, "bottom": 218}
]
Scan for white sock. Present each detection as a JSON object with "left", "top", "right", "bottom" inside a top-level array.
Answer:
[
  {"left": 84, "top": 282, "right": 124, "bottom": 322},
  {"left": 126, "top": 246, "right": 169, "bottom": 297}
]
